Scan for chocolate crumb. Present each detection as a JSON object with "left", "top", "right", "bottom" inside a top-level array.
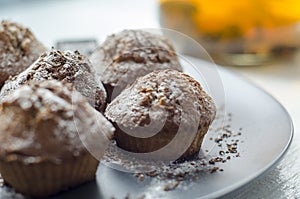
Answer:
[
  {"left": 208, "top": 160, "right": 215, "bottom": 165},
  {"left": 227, "top": 144, "right": 237, "bottom": 153},
  {"left": 164, "top": 181, "right": 179, "bottom": 191},
  {"left": 176, "top": 172, "right": 185, "bottom": 178},
  {"left": 209, "top": 167, "right": 219, "bottom": 173},
  {"left": 102, "top": 109, "right": 244, "bottom": 194},
  {"left": 190, "top": 161, "right": 196, "bottom": 166},
  {"left": 146, "top": 170, "right": 158, "bottom": 177},
  {"left": 214, "top": 137, "right": 222, "bottom": 143},
  {"left": 166, "top": 172, "right": 173, "bottom": 179}
]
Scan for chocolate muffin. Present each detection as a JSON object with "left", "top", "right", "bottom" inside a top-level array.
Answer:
[
  {"left": 89, "top": 29, "right": 182, "bottom": 102},
  {"left": 0, "top": 20, "right": 46, "bottom": 88},
  {"left": 0, "top": 49, "right": 107, "bottom": 112},
  {"left": 105, "top": 69, "right": 216, "bottom": 162},
  {"left": 0, "top": 80, "right": 115, "bottom": 197}
]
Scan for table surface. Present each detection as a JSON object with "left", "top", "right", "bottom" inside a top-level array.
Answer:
[{"left": 0, "top": 0, "right": 299, "bottom": 198}]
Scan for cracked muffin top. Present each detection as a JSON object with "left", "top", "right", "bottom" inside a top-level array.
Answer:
[
  {"left": 0, "top": 80, "right": 114, "bottom": 164},
  {"left": 0, "top": 20, "right": 46, "bottom": 87},
  {"left": 89, "top": 29, "right": 182, "bottom": 101},
  {"left": 0, "top": 49, "right": 107, "bottom": 112}
]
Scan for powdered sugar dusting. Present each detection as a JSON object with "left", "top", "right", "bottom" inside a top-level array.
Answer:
[
  {"left": 89, "top": 29, "right": 182, "bottom": 89},
  {"left": 0, "top": 49, "right": 107, "bottom": 112},
  {"left": 105, "top": 69, "right": 216, "bottom": 128},
  {"left": 0, "top": 20, "right": 46, "bottom": 86},
  {"left": 103, "top": 111, "right": 243, "bottom": 198},
  {"left": 0, "top": 80, "right": 114, "bottom": 163}
]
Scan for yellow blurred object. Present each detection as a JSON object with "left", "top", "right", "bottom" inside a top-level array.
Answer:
[{"left": 159, "top": 0, "right": 300, "bottom": 65}]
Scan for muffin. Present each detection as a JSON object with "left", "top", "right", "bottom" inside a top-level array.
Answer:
[
  {"left": 0, "top": 80, "right": 115, "bottom": 197},
  {"left": 105, "top": 69, "right": 216, "bottom": 162},
  {"left": 0, "top": 49, "right": 107, "bottom": 112},
  {"left": 0, "top": 20, "right": 46, "bottom": 88},
  {"left": 89, "top": 29, "right": 182, "bottom": 102}
]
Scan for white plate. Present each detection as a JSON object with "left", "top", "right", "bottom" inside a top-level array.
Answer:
[
  {"left": 0, "top": 57, "right": 293, "bottom": 199},
  {"left": 49, "top": 57, "right": 293, "bottom": 199}
]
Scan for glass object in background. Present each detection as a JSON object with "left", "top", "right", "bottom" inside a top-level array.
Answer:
[{"left": 159, "top": 0, "right": 300, "bottom": 65}]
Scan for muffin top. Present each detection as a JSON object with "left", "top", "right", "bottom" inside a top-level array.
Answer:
[
  {"left": 105, "top": 69, "right": 216, "bottom": 130},
  {"left": 0, "top": 49, "right": 107, "bottom": 112},
  {"left": 0, "top": 20, "right": 46, "bottom": 87},
  {"left": 0, "top": 80, "right": 114, "bottom": 164},
  {"left": 89, "top": 29, "right": 182, "bottom": 88}
]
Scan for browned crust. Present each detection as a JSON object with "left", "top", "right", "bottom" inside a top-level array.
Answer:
[
  {"left": 105, "top": 69, "right": 216, "bottom": 161},
  {"left": 0, "top": 80, "right": 114, "bottom": 163},
  {"left": 0, "top": 20, "right": 46, "bottom": 87},
  {"left": 90, "top": 30, "right": 182, "bottom": 102},
  {"left": 0, "top": 49, "right": 107, "bottom": 112}
]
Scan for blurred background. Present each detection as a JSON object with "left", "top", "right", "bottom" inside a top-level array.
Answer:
[
  {"left": 0, "top": 0, "right": 159, "bottom": 47},
  {"left": 0, "top": 0, "right": 299, "bottom": 198},
  {"left": 160, "top": 0, "right": 300, "bottom": 65},
  {"left": 2, "top": 0, "right": 300, "bottom": 66}
]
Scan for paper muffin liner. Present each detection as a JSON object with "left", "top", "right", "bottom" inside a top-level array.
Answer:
[
  {"left": 115, "top": 120, "right": 210, "bottom": 162},
  {"left": 0, "top": 153, "right": 99, "bottom": 198},
  {"left": 179, "top": 126, "right": 209, "bottom": 161}
]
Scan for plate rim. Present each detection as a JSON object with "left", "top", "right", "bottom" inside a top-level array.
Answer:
[{"left": 186, "top": 57, "right": 294, "bottom": 198}]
